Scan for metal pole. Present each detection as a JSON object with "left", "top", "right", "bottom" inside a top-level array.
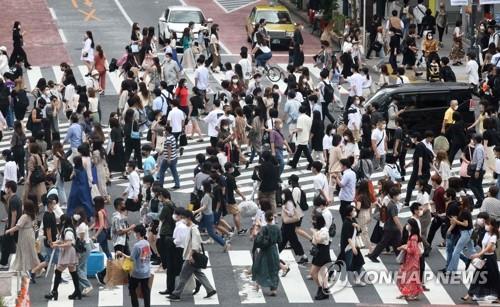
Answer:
[{"left": 363, "top": 0, "right": 366, "bottom": 51}]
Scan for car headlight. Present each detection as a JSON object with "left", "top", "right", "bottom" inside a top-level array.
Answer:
[{"left": 285, "top": 31, "right": 294, "bottom": 37}]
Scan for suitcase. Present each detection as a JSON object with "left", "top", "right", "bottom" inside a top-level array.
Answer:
[{"left": 87, "top": 251, "right": 105, "bottom": 277}]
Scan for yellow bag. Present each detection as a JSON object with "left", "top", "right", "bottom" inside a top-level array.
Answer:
[{"left": 122, "top": 257, "right": 134, "bottom": 273}]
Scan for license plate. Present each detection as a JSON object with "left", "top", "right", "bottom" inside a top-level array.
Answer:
[{"left": 272, "top": 39, "right": 280, "bottom": 44}]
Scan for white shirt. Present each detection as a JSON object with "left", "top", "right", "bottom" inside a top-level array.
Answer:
[
  {"left": 322, "top": 135, "right": 333, "bottom": 152},
  {"left": 167, "top": 107, "right": 186, "bottom": 133},
  {"left": 465, "top": 60, "right": 479, "bottom": 85},
  {"left": 257, "top": 43, "right": 271, "bottom": 53},
  {"left": 347, "top": 105, "right": 362, "bottom": 130},
  {"left": 203, "top": 108, "right": 224, "bottom": 137},
  {"left": 347, "top": 73, "right": 365, "bottom": 97},
  {"left": 1, "top": 161, "right": 17, "bottom": 192},
  {"left": 173, "top": 220, "right": 190, "bottom": 248},
  {"left": 371, "top": 128, "right": 386, "bottom": 155},
  {"left": 238, "top": 58, "right": 253, "bottom": 80},
  {"left": 413, "top": 4, "right": 426, "bottom": 24},
  {"left": 125, "top": 170, "right": 141, "bottom": 199},
  {"left": 296, "top": 113, "right": 312, "bottom": 145},
  {"left": 396, "top": 75, "right": 410, "bottom": 85},
  {"left": 194, "top": 65, "right": 209, "bottom": 90},
  {"left": 88, "top": 97, "right": 98, "bottom": 113},
  {"left": 76, "top": 223, "right": 92, "bottom": 244},
  {"left": 313, "top": 173, "right": 329, "bottom": 199},
  {"left": 321, "top": 208, "right": 333, "bottom": 230}
]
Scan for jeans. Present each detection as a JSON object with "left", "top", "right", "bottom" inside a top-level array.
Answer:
[
  {"left": 256, "top": 52, "right": 272, "bottom": 67},
  {"left": 469, "top": 171, "right": 485, "bottom": 206},
  {"left": 200, "top": 213, "right": 225, "bottom": 246},
  {"left": 275, "top": 149, "right": 285, "bottom": 176},
  {"left": 56, "top": 173, "right": 67, "bottom": 206},
  {"left": 496, "top": 176, "right": 500, "bottom": 199},
  {"left": 445, "top": 232, "right": 459, "bottom": 268},
  {"left": 172, "top": 260, "right": 215, "bottom": 297},
  {"left": 376, "top": 48, "right": 386, "bottom": 67},
  {"left": 78, "top": 242, "right": 93, "bottom": 289},
  {"left": 158, "top": 158, "right": 180, "bottom": 188},
  {"left": 97, "top": 230, "right": 112, "bottom": 259},
  {"left": 447, "top": 229, "right": 475, "bottom": 272},
  {"left": 248, "top": 147, "right": 260, "bottom": 164}
]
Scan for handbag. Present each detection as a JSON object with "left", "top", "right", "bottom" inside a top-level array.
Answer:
[
  {"left": 189, "top": 229, "right": 208, "bottom": 269},
  {"left": 396, "top": 250, "right": 406, "bottom": 264},
  {"left": 310, "top": 245, "right": 319, "bottom": 257},
  {"left": 122, "top": 257, "right": 134, "bottom": 272},
  {"left": 471, "top": 257, "right": 485, "bottom": 269},
  {"left": 91, "top": 184, "right": 101, "bottom": 198},
  {"left": 179, "top": 133, "right": 188, "bottom": 147},
  {"left": 131, "top": 128, "right": 141, "bottom": 140},
  {"left": 459, "top": 160, "right": 470, "bottom": 177},
  {"left": 373, "top": 41, "right": 383, "bottom": 52},
  {"left": 155, "top": 135, "right": 165, "bottom": 153},
  {"left": 467, "top": 163, "right": 478, "bottom": 177},
  {"left": 282, "top": 206, "right": 300, "bottom": 224}
]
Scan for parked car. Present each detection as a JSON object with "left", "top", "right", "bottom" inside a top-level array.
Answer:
[
  {"left": 158, "top": 6, "right": 212, "bottom": 47},
  {"left": 245, "top": 5, "right": 296, "bottom": 48},
  {"left": 365, "top": 83, "right": 478, "bottom": 134}
]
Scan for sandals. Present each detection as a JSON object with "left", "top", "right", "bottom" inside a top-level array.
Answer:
[{"left": 461, "top": 296, "right": 471, "bottom": 302}]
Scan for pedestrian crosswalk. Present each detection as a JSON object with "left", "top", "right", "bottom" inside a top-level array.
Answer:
[
  {"left": 213, "top": 0, "right": 260, "bottom": 13},
  {"left": 7, "top": 245, "right": 497, "bottom": 307}
]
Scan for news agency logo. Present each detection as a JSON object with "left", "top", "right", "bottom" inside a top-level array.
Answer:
[{"left": 319, "top": 261, "right": 488, "bottom": 295}]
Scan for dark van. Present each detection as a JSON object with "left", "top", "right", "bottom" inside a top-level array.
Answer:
[{"left": 365, "top": 83, "right": 478, "bottom": 134}]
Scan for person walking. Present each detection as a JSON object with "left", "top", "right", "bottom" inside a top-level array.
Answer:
[
  {"left": 81, "top": 31, "right": 95, "bottom": 76},
  {"left": 279, "top": 189, "right": 307, "bottom": 264},
  {"left": 404, "top": 132, "right": 432, "bottom": 206},
  {"left": 94, "top": 45, "right": 107, "bottom": 94},
  {"left": 73, "top": 209, "right": 94, "bottom": 296},
  {"left": 117, "top": 224, "right": 152, "bottom": 307},
  {"left": 435, "top": 3, "right": 447, "bottom": 46},
  {"left": 92, "top": 196, "right": 111, "bottom": 259},
  {"left": 167, "top": 210, "right": 217, "bottom": 301},
  {"left": 44, "top": 214, "right": 82, "bottom": 301},
  {"left": 469, "top": 134, "right": 486, "bottom": 207},
  {"left": 157, "top": 125, "right": 180, "bottom": 189},
  {"left": 396, "top": 218, "right": 424, "bottom": 301},
  {"left": 8, "top": 21, "right": 31, "bottom": 68},
  {"left": 288, "top": 105, "right": 313, "bottom": 169},
  {"left": 332, "top": 158, "right": 356, "bottom": 221},
  {"left": 339, "top": 205, "right": 366, "bottom": 287},
  {"left": 252, "top": 211, "right": 282, "bottom": 297},
  {"left": 310, "top": 213, "right": 332, "bottom": 300},
  {"left": 67, "top": 156, "right": 93, "bottom": 217}
]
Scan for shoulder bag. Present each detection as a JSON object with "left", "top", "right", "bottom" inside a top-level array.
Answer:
[
  {"left": 30, "top": 154, "right": 46, "bottom": 185},
  {"left": 189, "top": 228, "right": 208, "bottom": 269}
]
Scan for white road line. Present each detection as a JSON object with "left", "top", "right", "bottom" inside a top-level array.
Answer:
[
  {"left": 112, "top": 0, "right": 133, "bottom": 26},
  {"left": 228, "top": 250, "right": 266, "bottom": 304},
  {"left": 52, "top": 66, "right": 64, "bottom": 84},
  {"left": 329, "top": 250, "right": 360, "bottom": 303},
  {"left": 49, "top": 7, "right": 57, "bottom": 20},
  {"left": 423, "top": 261, "right": 455, "bottom": 305},
  {"left": 150, "top": 269, "right": 169, "bottom": 306},
  {"left": 26, "top": 66, "right": 43, "bottom": 91},
  {"left": 360, "top": 249, "right": 408, "bottom": 304},
  {"left": 58, "top": 29, "right": 67, "bottom": 44},
  {"left": 105, "top": 62, "right": 123, "bottom": 95},
  {"left": 279, "top": 250, "right": 314, "bottom": 303},
  {"left": 48, "top": 272, "right": 75, "bottom": 307},
  {"left": 98, "top": 285, "right": 125, "bottom": 306}
]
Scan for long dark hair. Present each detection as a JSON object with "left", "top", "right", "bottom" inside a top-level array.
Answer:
[
  {"left": 96, "top": 45, "right": 104, "bottom": 58},
  {"left": 13, "top": 21, "right": 20, "bottom": 31},
  {"left": 60, "top": 214, "right": 75, "bottom": 236},
  {"left": 407, "top": 218, "right": 421, "bottom": 242},
  {"left": 210, "top": 24, "right": 219, "bottom": 39},
  {"left": 23, "top": 199, "right": 36, "bottom": 220},
  {"left": 86, "top": 30, "right": 95, "bottom": 48},
  {"left": 153, "top": 57, "right": 161, "bottom": 74},
  {"left": 283, "top": 189, "right": 295, "bottom": 206}
]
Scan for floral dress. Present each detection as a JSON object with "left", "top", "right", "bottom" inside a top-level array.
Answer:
[
  {"left": 450, "top": 27, "right": 465, "bottom": 62},
  {"left": 397, "top": 234, "right": 424, "bottom": 297}
]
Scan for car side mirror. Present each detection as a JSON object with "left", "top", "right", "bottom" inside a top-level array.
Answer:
[{"left": 207, "top": 18, "right": 213, "bottom": 23}]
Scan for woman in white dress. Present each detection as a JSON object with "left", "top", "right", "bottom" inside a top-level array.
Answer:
[
  {"left": 81, "top": 31, "right": 95, "bottom": 77},
  {"left": 181, "top": 27, "right": 195, "bottom": 71}
]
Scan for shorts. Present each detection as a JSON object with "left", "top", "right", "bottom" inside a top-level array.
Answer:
[{"left": 227, "top": 203, "right": 240, "bottom": 215}]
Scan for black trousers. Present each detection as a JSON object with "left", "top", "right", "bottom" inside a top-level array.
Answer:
[
  {"left": 278, "top": 223, "right": 304, "bottom": 256},
  {"left": 370, "top": 229, "right": 401, "bottom": 258},
  {"left": 0, "top": 233, "right": 16, "bottom": 266},
  {"left": 448, "top": 143, "right": 463, "bottom": 164},
  {"left": 129, "top": 276, "right": 151, "bottom": 307},
  {"left": 321, "top": 102, "right": 336, "bottom": 124},
  {"left": 395, "top": 150, "right": 407, "bottom": 178},
  {"left": 11, "top": 145, "right": 25, "bottom": 179},
  {"left": 124, "top": 139, "right": 142, "bottom": 169},
  {"left": 427, "top": 216, "right": 447, "bottom": 246},
  {"left": 437, "top": 26, "right": 445, "bottom": 42},
  {"left": 42, "top": 119, "right": 52, "bottom": 150},
  {"left": 339, "top": 200, "right": 352, "bottom": 222},
  {"left": 9, "top": 45, "right": 30, "bottom": 67},
  {"left": 469, "top": 170, "right": 485, "bottom": 207},
  {"left": 290, "top": 144, "right": 313, "bottom": 168}
]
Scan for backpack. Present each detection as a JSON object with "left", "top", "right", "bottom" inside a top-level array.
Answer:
[
  {"left": 294, "top": 187, "right": 309, "bottom": 211},
  {"left": 355, "top": 160, "right": 366, "bottom": 182},
  {"left": 322, "top": 81, "right": 334, "bottom": 104},
  {"left": 145, "top": 105, "right": 155, "bottom": 122},
  {"left": 109, "top": 58, "right": 118, "bottom": 72},
  {"left": 15, "top": 90, "right": 29, "bottom": 110},
  {"left": 59, "top": 157, "right": 74, "bottom": 182}
]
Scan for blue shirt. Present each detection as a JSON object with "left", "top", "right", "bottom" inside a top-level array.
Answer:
[
  {"left": 143, "top": 156, "right": 156, "bottom": 176},
  {"left": 131, "top": 239, "right": 151, "bottom": 279},
  {"left": 339, "top": 168, "right": 356, "bottom": 202},
  {"left": 64, "top": 123, "right": 83, "bottom": 149},
  {"left": 284, "top": 98, "right": 301, "bottom": 124}
]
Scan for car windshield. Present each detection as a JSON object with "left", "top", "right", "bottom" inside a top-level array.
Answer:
[
  {"left": 168, "top": 10, "right": 203, "bottom": 23},
  {"left": 255, "top": 11, "right": 292, "bottom": 24},
  {"left": 366, "top": 88, "right": 394, "bottom": 106}
]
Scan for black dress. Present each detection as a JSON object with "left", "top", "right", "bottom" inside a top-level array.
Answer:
[
  {"left": 311, "top": 228, "right": 332, "bottom": 267},
  {"left": 402, "top": 37, "right": 417, "bottom": 67},
  {"left": 468, "top": 234, "right": 500, "bottom": 299},
  {"left": 310, "top": 121, "right": 324, "bottom": 151},
  {"left": 338, "top": 218, "right": 365, "bottom": 272},
  {"left": 107, "top": 126, "right": 125, "bottom": 172}
]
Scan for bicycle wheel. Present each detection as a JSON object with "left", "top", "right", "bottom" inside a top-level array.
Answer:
[{"left": 267, "top": 66, "right": 282, "bottom": 82}]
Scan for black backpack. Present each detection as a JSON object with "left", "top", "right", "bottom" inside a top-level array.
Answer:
[
  {"left": 145, "top": 105, "right": 155, "bottom": 122},
  {"left": 322, "top": 81, "right": 334, "bottom": 104},
  {"left": 294, "top": 187, "right": 309, "bottom": 211},
  {"left": 59, "top": 157, "right": 74, "bottom": 182}
]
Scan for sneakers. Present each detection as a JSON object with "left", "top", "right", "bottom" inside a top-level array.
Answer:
[
  {"left": 224, "top": 243, "right": 231, "bottom": 252},
  {"left": 82, "top": 286, "right": 93, "bottom": 296},
  {"left": 204, "top": 290, "right": 217, "bottom": 298},
  {"left": 367, "top": 254, "right": 380, "bottom": 263},
  {"left": 297, "top": 256, "right": 309, "bottom": 265},
  {"left": 237, "top": 229, "right": 247, "bottom": 236},
  {"left": 95, "top": 273, "right": 105, "bottom": 286}
]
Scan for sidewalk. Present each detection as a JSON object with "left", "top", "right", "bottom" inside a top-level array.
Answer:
[{"left": 0, "top": 0, "right": 71, "bottom": 66}]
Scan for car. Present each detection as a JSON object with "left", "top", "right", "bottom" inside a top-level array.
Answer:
[
  {"left": 365, "top": 83, "right": 478, "bottom": 134},
  {"left": 158, "top": 6, "right": 212, "bottom": 47},
  {"left": 246, "top": 5, "right": 296, "bottom": 48}
]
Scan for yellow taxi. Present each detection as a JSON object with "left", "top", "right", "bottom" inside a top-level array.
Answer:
[{"left": 245, "top": 5, "right": 296, "bottom": 47}]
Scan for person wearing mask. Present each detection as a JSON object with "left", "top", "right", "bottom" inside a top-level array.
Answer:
[
  {"left": 123, "top": 160, "right": 142, "bottom": 211},
  {"left": 347, "top": 97, "right": 362, "bottom": 143},
  {"left": 345, "top": 65, "right": 364, "bottom": 109},
  {"left": 310, "top": 213, "right": 332, "bottom": 300},
  {"left": 426, "top": 175, "right": 446, "bottom": 247},
  {"left": 397, "top": 218, "right": 424, "bottom": 300},
  {"left": 404, "top": 132, "right": 432, "bottom": 206},
  {"left": 194, "top": 57, "right": 209, "bottom": 97},
  {"left": 367, "top": 186, "right": 403, "bottom": 262},
  {"left": 111, "top": 198, "right": 135, "bottom": 256},
  {"left": 480, "top": 186, "right": 500, "bottom": 219},
  {"left": 204, "top": 99, "right": 224, "bottom": 148},
  {"left": 270, "top": 118, "right": 292, "bottom": 176},
  {"left": 469, "top": 134, "right": 486, "bottom": 207},
  {"left": 162, "top": 52, "right": 180, "bottom": 94},
  {"left": 446, "top": 195, "right": 475, "bottom": 273},
  {"left": 465, "top": 52, "right": 480, "bottom": 92},
  {"left": 8, "top": 21, "right": 31, "bottom": 69},
  {"left": 73, "top": 209, "right": 94, "bottom": 296},
  {"left": 332, "top": 158, "right": 356, "bottom": 221},
  {"left": 157, "top": 125, "right": 180, "bottom": 189},
  {"left": 278, "top": 189, "right": 307, "bottom": 265},
  {"left": 441, "top": 100, "right": 459, "bottom": 134},
  {"left": 156, "top": 188, "right": 177, "bottom": 295},
  {"left": 256, "top": 151, "right": 279, "bottom": 212},
  {"left": 117, "top": 224, "right": 152, "bottom": 307},
  {"left": 167, "top": 210, "right": 217, "bottom": 301},
  {"left": 371, "top": 119, "right": 388, "bottom": 170},
  {"left": 413, "top": 0, "right": 427, "bottom": 37},
  {"left": 288, "top": 105, "right": 313, "bottom": 169}
]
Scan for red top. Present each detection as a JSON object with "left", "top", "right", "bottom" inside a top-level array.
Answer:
[
  {"left": 175, "top": 87, "right": 189, "bottom": 107},
  {"left": 433, "top": 186, "right": 446, "bottom": 214},
  {"left": 94, "top": 54, "right": 106, "bottom": 73}
]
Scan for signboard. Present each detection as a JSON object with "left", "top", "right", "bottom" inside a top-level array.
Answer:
[
  {"left": 451, "top": 0, "right": 468, "bottom": 6},
  {"left": 480, "top": 0, "right": 500, "bottom": 4}
]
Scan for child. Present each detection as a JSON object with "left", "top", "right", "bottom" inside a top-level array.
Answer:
[
  {"left": 429, "top": 59, "right": 441, "bottom": 82},
  {"left": 383, "top": 153, "right": 402, "bottom": 183},
  {"left": 141, "top": 144, "right": 156, "bottom": 177}
]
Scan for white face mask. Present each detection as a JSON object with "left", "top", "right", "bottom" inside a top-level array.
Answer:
[
  {"left": 344, "top": 136, "right": 349, "bottom": 141},
  {"left": 166, "top": 57, "right": 172, "bottom": 62},
  {"left": 172, "top": 214, "right": 178, "bottom": 221},
  {"left": 232, "top": 79, "right": 238, "bottom": 84},
  {"left": 405, "top": 224, "right": 411, "bottom": 232},
  {"left": 477, "top": 218, "right": 485, "bottom": 227},
  {"left": 151, "top": 192, "right": 156, "bottom": 198},
  {"left": 255, "top": 78, "right": 261, "bottom": 83},
  {"left": 354, "top": 99, "right": 360, "bottom": 105},
  {"left": 381, "top": 124, "right": 387, "bottom": 130},
  {"left": 452, "top": 105, "right": 458, "bottom": 111},
  {"left": 351, "top": 211, "right": 357, "bottom": 218}
]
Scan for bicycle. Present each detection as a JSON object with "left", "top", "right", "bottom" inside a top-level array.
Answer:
[{"left": 256, "top": 64, "right": 283, "bottom": 83}]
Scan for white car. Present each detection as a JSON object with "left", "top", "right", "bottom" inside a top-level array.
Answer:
[{"left": 158, "top": 6, "right": 212, "bottom": 47}]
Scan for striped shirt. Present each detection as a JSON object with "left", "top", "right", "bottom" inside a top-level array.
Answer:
[{"left": 163, "top": 134, "right": 177, "bottom": 160}]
